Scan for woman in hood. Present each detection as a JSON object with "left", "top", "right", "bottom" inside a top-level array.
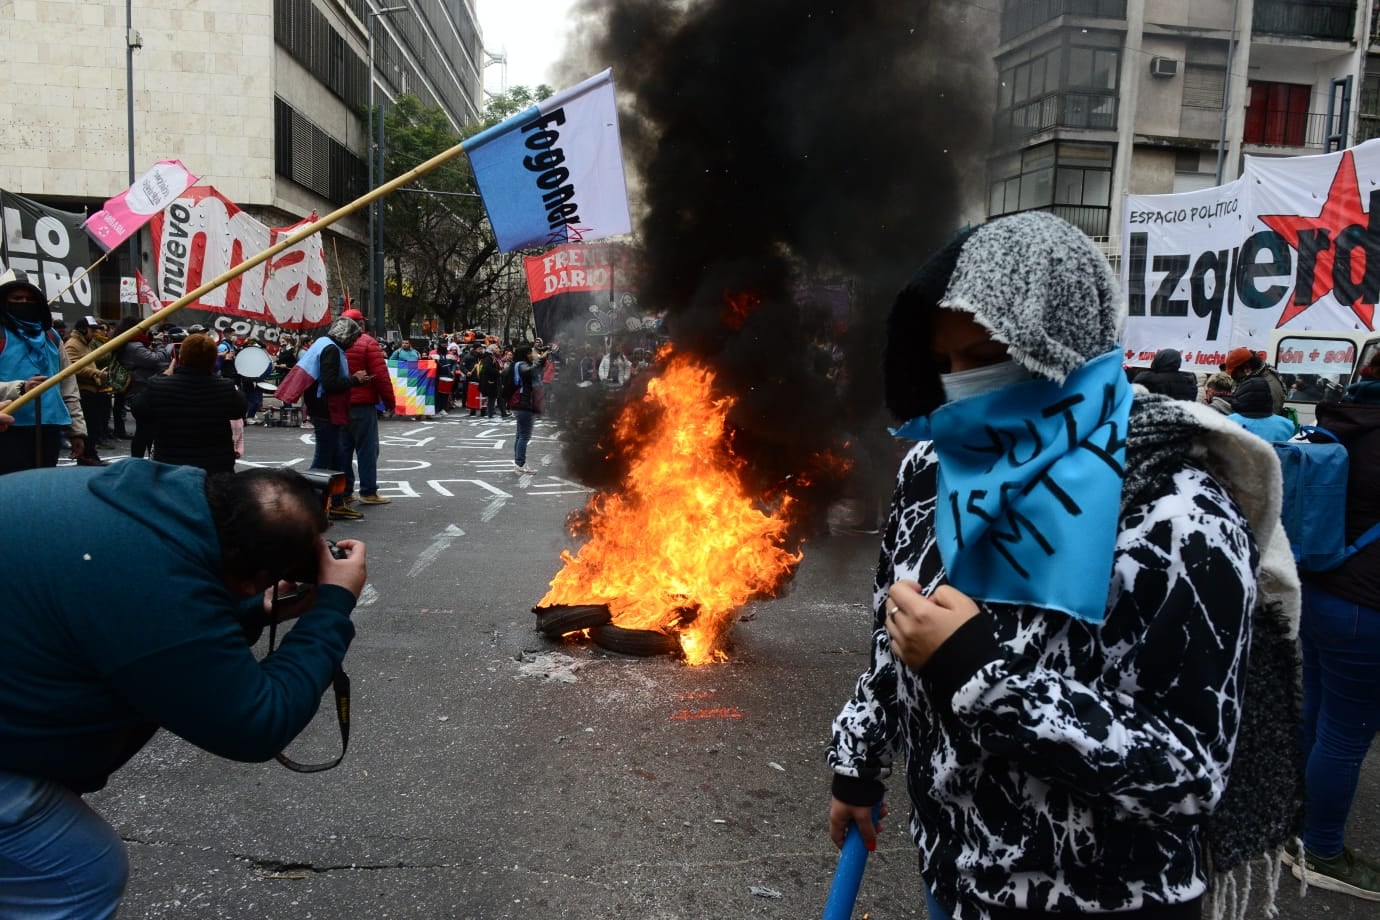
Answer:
[{"left": 827, "top": 212, "right": 1300, "bottom": 920}]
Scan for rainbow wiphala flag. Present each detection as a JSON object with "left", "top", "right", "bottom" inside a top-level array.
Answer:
[{"left": 387, "top": 359, "right": 436, "bottom": 416}]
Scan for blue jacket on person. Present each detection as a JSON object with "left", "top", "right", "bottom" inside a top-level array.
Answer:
[{"left": 0, "top": 461, "right": 356, "bottom": 792}]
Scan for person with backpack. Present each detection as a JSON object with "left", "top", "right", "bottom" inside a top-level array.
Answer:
[{"left": 1287, "top": 361, "right": 1380, "bottom": 900}]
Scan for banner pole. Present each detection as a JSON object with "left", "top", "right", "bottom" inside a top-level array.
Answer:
[
  {"left": 46, "top": 251, "right": 112, "bottom": 308},
  {"left": 3, "top": 141, "right": 470, "bottom": 417}
]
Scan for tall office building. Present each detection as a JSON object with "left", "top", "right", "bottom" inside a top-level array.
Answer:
[{"left": 0, "top": 0, "right": 483, "bottom": 314}]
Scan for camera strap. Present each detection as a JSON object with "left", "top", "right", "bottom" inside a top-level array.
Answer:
[{"left": 266, "top": 591, "right": 351, "bottom": 773}]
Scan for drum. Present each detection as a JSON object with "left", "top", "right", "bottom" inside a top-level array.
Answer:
[
  {"left": 256, "top": 380, "right": 279, "bottom": 395},
  {"left": 438, "top": 377, "right": 454, "bottom": 395},
  {"left": 235, "top": 345, "right": 273, "bottom": 379},
  {"left": 465, "top": 381, "right": 483, "bottom": 410}
]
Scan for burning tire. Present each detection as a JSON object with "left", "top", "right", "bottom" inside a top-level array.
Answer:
[
  {"left": 534, "top": 604, "right": 612, "bottom": 638},
  {"left": 589, "top": 624, "right": 681, "bottom": 658}
]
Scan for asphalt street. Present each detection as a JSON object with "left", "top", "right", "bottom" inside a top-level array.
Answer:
[{"left": 87, "top": 413, "right": 1379, "bottom": 919}]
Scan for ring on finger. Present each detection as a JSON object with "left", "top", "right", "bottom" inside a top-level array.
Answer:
[{"left": 885, "top": 602, "right": 900, "bottom": 618}]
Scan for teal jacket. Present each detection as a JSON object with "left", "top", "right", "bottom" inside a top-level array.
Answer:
[{"left": 0, "top": 461, "right": 356, "bottom": 792}]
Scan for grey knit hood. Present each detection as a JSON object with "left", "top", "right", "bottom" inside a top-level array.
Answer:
[{"left": 885, "top": 211, "right": 1125, "bottom": 420}]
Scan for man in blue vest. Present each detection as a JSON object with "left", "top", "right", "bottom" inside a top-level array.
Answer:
[{"left": 0, "top": 269, "right": 88, "bottom": 474}]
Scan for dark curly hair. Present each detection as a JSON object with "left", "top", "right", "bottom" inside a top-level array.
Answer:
[{"left": 204, "top": 469, "right": 328, "bottom": 584}]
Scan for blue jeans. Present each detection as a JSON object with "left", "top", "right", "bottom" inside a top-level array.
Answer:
[
  {"left": 0, "top": 772, "right": 128, "bottom": 919},
  {"left": 924, "top": 884, "right": 953, "bottom": 920},
  {"left": 1299, "top": 583, "right": 1380, "bottom": 856},
  {"left": 341, "top": 406, "right": 380, "bottom": 497},
  {"left": 514, "top": 409, "right": 535, "bottom": 467},
  {"left": 310, "top": 417, "right": 347, "bottom": 506}
]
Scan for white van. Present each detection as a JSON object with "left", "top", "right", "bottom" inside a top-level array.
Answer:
[{"left": 1269, "top": 330, "right": 1380, "bottom": 426}]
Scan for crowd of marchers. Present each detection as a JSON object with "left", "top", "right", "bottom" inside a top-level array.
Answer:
[{"left": 4, "top": 211, "right": 1380, "bottom": 920}]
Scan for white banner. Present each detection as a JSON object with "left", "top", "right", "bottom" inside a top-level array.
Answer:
[
  {"left": 462, "top": 70, "right": 632, "bottom": 253},
  {"left": 1122, "top": 140, "right": 1380, "bottom": 371}
]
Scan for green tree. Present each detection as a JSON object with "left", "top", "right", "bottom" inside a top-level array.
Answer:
[{"left": 378, "top": 86, "right": 554, "bottom": 337}]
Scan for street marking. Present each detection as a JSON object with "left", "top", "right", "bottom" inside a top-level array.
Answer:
[
  {"left": 401, "top": 425, "right": 435, "bottom": 437},
  {"left": 426, "top": 479, "right": 512, "bottom": 498},
  {"left": 357, "top": 584, "right": 379, "bottom": 607},
  {"left": 374, "top": 481, "right": 422, "bottom": 498},
  {"left": 442, "top": 440, "right": 508, "bottom": 450},
  {"left": 380, "top": 435, "right": 435, "bottom": 448},
  {"left": 481, "top": 496, "right": 508, "bottom": 521},
  {"left": 408, "top": 524, "right": 465, "bottom": 577},
  {"left": 236, "top": 458, "right": 303, "bottom": 469},
  {"left": 378, "top": 459, "right": 433, "bottom": 472}
]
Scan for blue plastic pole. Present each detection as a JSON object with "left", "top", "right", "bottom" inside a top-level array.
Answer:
[{"left": 822, "top": 806, "right": 879, "bottom": 920}]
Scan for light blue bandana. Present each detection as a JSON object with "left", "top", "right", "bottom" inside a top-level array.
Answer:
[{"left": 891, "top": 350, "right": 1133, "bottom": 623}]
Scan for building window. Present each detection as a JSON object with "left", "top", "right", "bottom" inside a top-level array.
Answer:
[
  {"left": 994, "top": 43, "right": 1119, "bottom": 145},
  {"left": 1358, "top": 73, "right": 1380, "bottom": 144},
  {"left": 989, "top": 141, "right": 1113, "bottom": 237},
  {"left": 1182, "top": 64, "right": 1226, "bottom": 109},
  {"left": 274, "top": 98, "right": 368, "bottom": 207},
  {"left": 1000, "top": 0, "right": 1128, "bottom": 44},
  {"left": 1244, "top": 81, "right": 1310, "bottom": 146},
  {"left": 1253, "top": 0, "right": 1357, "bottom": 42}
]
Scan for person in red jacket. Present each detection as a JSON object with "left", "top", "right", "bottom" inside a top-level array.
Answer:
[{"left": 339, "top": 309, "right": 397, "bottom": 505}]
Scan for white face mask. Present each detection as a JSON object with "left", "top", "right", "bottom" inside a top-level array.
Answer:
[{"left": 939, "top": 359, "right": 1033, "bottom": 404}]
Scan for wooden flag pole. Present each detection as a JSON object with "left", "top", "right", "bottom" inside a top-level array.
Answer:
[
  {"left": 47, "top": 250, "right": 112, "bottom": 307},
  {"left": 3, "top": 140, "right": 470, "bottom": 417}
]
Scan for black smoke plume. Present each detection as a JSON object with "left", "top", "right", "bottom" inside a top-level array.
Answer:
[{"left": 554, "top": 0, "right": 993, "bottom": 531}]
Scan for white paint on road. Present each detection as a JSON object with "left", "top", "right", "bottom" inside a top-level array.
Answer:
[
  {"left": 426, "top": 479, "right": 512, "bottom": 498},
  {"left": 408, "top": 524, "right": 465, "bottom": 577},
  {"left": 357, "top": 583, "right": 379, "bottom": 607},
  {"left": 378, "top": 459, "right": 433, "bottom": 472},
  {"left": 481, "top": 496, "right": 508, "bottom": 521}
]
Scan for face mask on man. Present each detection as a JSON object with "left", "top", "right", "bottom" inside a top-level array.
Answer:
[
  {"left": 4, "top": 298, "right": 45, "bottom": 325},
  {"left": 939, "top": 359, "right": 1033, "bottom": 404}
]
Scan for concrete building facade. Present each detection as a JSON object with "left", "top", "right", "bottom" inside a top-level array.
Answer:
[
  {"left": 988, "top": 0, "right": 1380, "bottom": 255},
  {"left": 0, "top": 0, "right": 483, "bottom": 315}
]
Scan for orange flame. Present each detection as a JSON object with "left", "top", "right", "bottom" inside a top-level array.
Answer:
[{"left": 538, "top": 353, "right": 802, "bottom": 665}]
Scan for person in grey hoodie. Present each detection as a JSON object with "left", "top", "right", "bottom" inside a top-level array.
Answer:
[{"left": 828, "top": 212, "right": 1301, "bottom": 920}]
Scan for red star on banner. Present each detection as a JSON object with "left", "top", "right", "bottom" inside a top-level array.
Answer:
[{"left": 1259, "top": 150, "right": 1376, "bottom": 328}]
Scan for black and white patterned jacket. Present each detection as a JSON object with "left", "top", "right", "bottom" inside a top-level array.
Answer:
[{"left": 829, "top": 435, "right": 1259, "bottom": 919}]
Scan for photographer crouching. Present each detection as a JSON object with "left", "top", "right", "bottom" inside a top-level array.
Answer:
[{"left": 0, "top": 463, "right": 366, "bottom": 917}]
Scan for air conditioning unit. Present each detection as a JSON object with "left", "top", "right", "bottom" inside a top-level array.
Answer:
[{"left": 1150, "top": 57, "right": 1179, "bottom": 78}]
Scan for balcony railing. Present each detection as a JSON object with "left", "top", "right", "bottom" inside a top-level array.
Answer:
[
  {"left": 1000, "top": 0, "right": 1127, "bottom": 44},
  {"left": 1243, "top": 110, "right": 1337, "bottom": 149},
  {"left": 1253, "top": 0, "right": 1356, "bottom": 41},
  {"left": 993, "top": 91, "right": 1119, "bottom": 147},
  {"left": 1050, "top": 205, "right": 1110, "bottom": 238}
]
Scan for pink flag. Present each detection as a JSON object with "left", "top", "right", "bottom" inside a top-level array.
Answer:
[{"left": 85, "top": 160, "right": 199, "bottom": 252}]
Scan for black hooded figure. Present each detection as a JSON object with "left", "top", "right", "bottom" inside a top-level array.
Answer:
[
  {"left": 1134, "top": 348, "right": 1198, "bottom": 401},
  {"left": 0, "top": 269, "right": 88, "bottom": 473}
]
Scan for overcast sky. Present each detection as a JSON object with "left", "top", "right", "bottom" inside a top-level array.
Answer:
[{"left": 476, "top": 0, "right": 578, "bottom": 95}]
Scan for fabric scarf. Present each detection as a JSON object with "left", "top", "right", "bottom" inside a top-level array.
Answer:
[
  {"left": 893, "top": 350, "right": 1132, "bottom": 624},
  {"left": 297, "top": 336, "right": 350, "bottom": 399},
  {"left": 0, "top": 321, "right": 70, "bottom": 428}
]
